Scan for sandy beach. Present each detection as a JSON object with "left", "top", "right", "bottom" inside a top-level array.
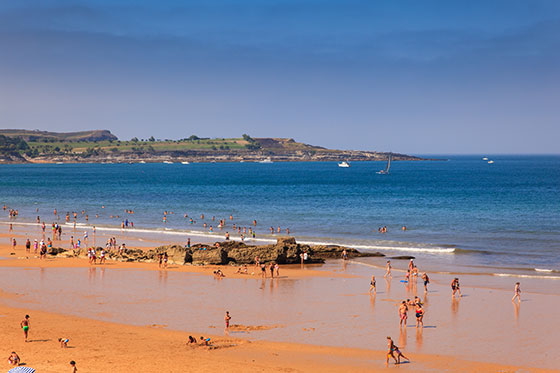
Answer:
[{"left": 1, "top": 226, "right": 559, "bottom": 372}]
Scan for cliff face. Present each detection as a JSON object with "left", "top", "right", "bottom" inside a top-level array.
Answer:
[{"left": 25, "top": 149, "right": 424, "bottom": 163}]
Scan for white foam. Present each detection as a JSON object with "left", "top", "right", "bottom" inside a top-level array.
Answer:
[
  {"left": 298, "top": 240, "right": 455, "bottom": 254},
  {"left": 534, "top": 268, "right": 553, "bottom": 273},
  {"left": 494, "top": 273, "right": 560, "bottom": 280}
]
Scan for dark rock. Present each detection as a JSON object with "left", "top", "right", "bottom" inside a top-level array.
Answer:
[
  {"left": 48, "top": 247, "right": 67, "bottom": 255},
  {"left": 192, "top": 247, "right": 228, "bottom": 265},
  {"left": 389, "top": 255, "right": 415, "bottom": 260}
]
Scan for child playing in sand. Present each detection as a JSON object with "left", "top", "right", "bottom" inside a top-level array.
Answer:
[
  {"left": 187, "top": 336, "right": 197, "bottom": 345},
  {"left": 7, "top": 351, "right": 20, "bottom": 366},
  {"left": 58, "top": 337, "right": 69, "bottom": 348},
  {"left": 512, "top": 282, "right": 521, "bottom": 302},
  {"left": 451, "top": 278, "right": 462, "bottom": 297}
]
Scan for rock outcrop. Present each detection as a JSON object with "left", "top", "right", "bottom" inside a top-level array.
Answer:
[{"left": 53, "top": 237, "right": 385, "bottom": 265}]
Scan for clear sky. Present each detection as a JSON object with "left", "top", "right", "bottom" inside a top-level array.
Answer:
[{"left": 1, "top": 0, "right": 559, "bottom": 154}]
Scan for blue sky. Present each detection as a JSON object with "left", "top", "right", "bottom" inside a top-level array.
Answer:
[{"left": 0, "top": 0, "right": 559, "bottom": 153}]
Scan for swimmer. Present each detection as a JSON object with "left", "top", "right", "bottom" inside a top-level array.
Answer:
[
  {"left": 512, "top": 282, "right": 521, "bottom": 303},
  {"left": 369, "top": 275, "right": 376, "bottom": 294},
  {"left": 384, "top": 260, "right": 392, "bottom": 278}
]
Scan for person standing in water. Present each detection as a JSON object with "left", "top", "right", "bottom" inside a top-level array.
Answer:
[
  {"left": 20, "top": 315, "right": 30, "bottom": 342},
  {"left": 225, "top": 311, "right": 231, "bottom": 333},
  {"left": 369, "top": 275, "right": 376, "bottom": 294},
  {"left": 384, "top": 261, "right": 392, "bottom": 278},
  {"left": 512, "top": 282, "right": 521, "bottom": 303},
  {"left": 398, "top": 301, "right": 408, "bottom": 327},
  {"left": 451, "top": 278, "right": 462, "bottom": 297},
  {"left": 421, "top": 272, "right": 430, "bottom": 292}
]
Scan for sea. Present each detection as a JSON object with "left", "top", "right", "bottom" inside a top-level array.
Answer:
[{"left": 1, "top": 155, "right": 559, "bottom": 278}]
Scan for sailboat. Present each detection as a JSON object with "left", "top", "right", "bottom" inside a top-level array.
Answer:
[{"left": 377, "top": 154, "right": 392, "bottom": 174}]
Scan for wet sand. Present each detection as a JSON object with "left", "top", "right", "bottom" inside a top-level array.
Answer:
[{"left": 1, "top": 230, "right": 559, "bottom": 371}]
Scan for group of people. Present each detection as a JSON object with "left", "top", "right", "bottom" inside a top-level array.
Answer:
[{"left": 8, "top": 314, "right": 78, "bottom": 372}]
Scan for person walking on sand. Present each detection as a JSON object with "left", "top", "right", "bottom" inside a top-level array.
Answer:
[
  {"left": 384, "top": 260, "right": 392, "bottom": 278},
  {"left": 20, "top": 315, "right": 30, "bottom": 342},
  {"left": 225, "top": 311, "right": 231, "bottom": 332},
  {"left": 421, "top": 272, "right": 430, "bottom": 292},
  {"left": 451, "top": 278, "right": 462, "bottom": 297},
  {"left": 512, "top": 282, "right": 521, "bottom": 303},
  {"left": 70, "top": 360, "right": 78, "bottom": 372},
  {"left": 369, "top": 275, "right": 376, "bottom": 294},
  {"left": 399, "top": 301, "right": 408, "bottom": 327},
  {"left": 386, "top": 337, "right": 409, "bottom": 365}
]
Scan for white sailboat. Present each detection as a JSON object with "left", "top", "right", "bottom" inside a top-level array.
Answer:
[
  {"left": 377, "top": 154, "right": 392, "bottom": 174},
  {"left": 338, "top": 161, "right": 350, "bottom": 168}
]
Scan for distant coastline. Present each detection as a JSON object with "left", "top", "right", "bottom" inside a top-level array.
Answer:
[{"left": 0, "top": 129, "right": 436, "bottom": 164}]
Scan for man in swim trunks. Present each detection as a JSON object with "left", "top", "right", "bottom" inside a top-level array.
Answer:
[
  {"left": 20, "top": 315, "right": 30, "bottom": 342},
  {"left": 398, "top": 301, "right": 408, "bottom": 327},
  {"left": 369, "top": 275, "right": 376, "bottom": 294},
  {"left": 512, "top": 282, "right": 521, "bottom": 303},
  {"left": 421, "top": 272, "right": 430, "bottom": 292}
]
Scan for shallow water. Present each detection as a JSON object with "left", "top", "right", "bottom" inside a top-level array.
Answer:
[
  {"left": 0, "top": 262, "right": 558, "bottom": 369},
  {"left": 1, "top": 156, "right": 559, "bottom": 274}
]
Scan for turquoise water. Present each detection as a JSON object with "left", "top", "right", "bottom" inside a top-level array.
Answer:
[{"left": 1, "top": 156, "right": 559, "bottom": 273}]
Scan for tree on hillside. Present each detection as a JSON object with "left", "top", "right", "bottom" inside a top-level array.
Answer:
[{"left": 149, "top": 136, "right": 155, "bottom": 142}]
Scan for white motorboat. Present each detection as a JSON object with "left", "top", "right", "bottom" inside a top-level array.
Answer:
[
  {"left": 482, "top": 157, "right": 488, "bottom": 161},
  {"left": 163, "top": 161, "right": 173, "bottom": 164},
  {"left": 181, "top": 161, "right": 190, "bottom": 165},
  {"left": 338, "top": 161, "right": 350, "bottom": 168},
  {"left": 259, "top": 157, "right": 273, "bottom": 163},
  {"left": 488, "top": 160, "right": 494, "bottom": 164}
]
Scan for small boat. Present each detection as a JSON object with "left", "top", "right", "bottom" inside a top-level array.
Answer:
[
  {"left": 259, "top": 157, "right": 273, "bottom": 164},
  {"left": 55, "top": 162, "right": 64, "bottom": 165},
  {"left": 482, "top": 157, "right": 488, "bottom": 161},
  {"left": 163, "top": 161, "right": 173, "bottom": 164},
  {"left": 338, "top": 161, "right": 350, "bottom": 168},
  {"left": 139, "top": 161, "right": 146, "bottom": 164},
  {"left": 181, "top": 161, "right": 190, "bottom": 165},
  {"left": 488, "top": 160, "right": 494, "bottom": 164},
  {"left": 377, "top": 154, "right": 392, "bottom": 174}
]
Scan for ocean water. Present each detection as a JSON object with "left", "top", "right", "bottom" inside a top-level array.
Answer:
[{"left": 0, "top": 156, "right": 559, "bottom": 275}]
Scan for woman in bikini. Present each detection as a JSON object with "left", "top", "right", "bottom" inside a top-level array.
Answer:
[
  {"left": 369, "top": 275, "right": 376, "bottom": 294},
  {"left": 398, "top": 301, "right": 408, "bottom": 327}
]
